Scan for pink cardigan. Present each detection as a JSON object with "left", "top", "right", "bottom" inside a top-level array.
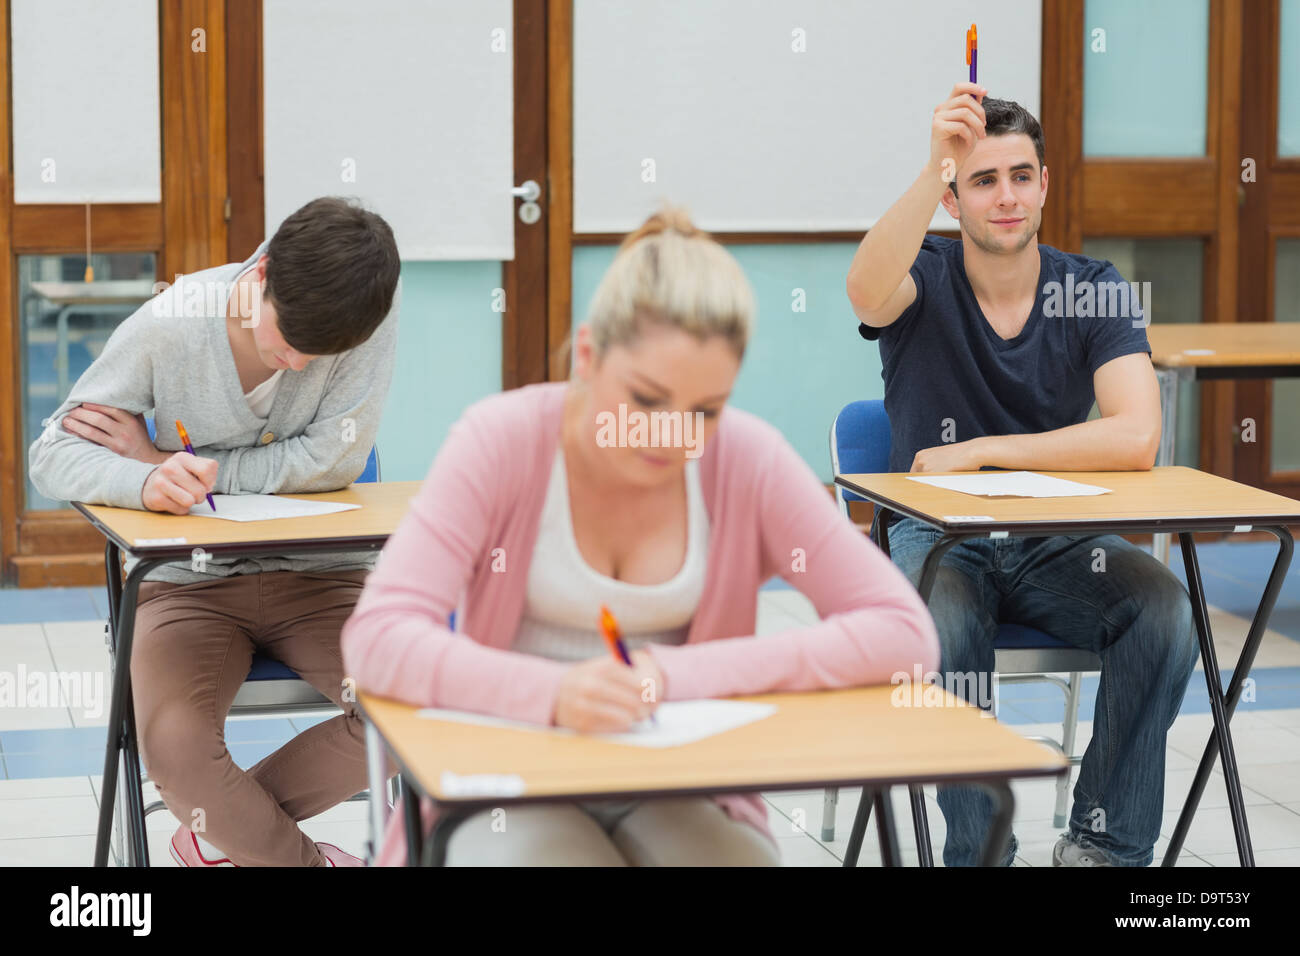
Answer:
[{"left": 341, "top": 382, "right": 939, "bottom": 865}]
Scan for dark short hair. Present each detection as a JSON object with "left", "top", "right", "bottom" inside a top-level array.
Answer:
[
  {"left": 949, "top": 97, "right": 1046, "bottom": 196},
  {"left": 264, "top": 197, "right": 400, "bottom": 355}
]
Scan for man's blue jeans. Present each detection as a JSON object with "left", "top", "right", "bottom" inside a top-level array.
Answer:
[{"left": 886, "top": 516, "right": 1200, "bottom": 866}]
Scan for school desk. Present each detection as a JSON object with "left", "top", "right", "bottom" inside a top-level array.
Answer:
[
  {"left": 28, "top": 280, "right": 156, "bottom": 399},
  {"left": 834, "top": 465, "right": 1300, "bottom": 867},
  {"left": 73, "top": 480, "right": 421, "bottom": 867},
  {"left": 357, "top": 686, "right": 1067, "bottom": 867},
  {"left": 1147, "top": 322, "right": 1300, "bottom": 563}
]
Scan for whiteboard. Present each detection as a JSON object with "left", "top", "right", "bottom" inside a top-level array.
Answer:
[
  {"left": 574, "top": 0, "right": 1041, "bottom": 233},
  {"left": 11, "top": 0, "right": 161, "bottom": 203},
  {"left": 264, "top": 0, "right": 514, "bottom": 260}
]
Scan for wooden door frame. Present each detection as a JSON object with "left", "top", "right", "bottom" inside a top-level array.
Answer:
[
  {"left": 1235, "top": 0, "right": 1300, "bottom": 497},
  {"left": 1, "top": 0, "right": 230, "bottom": 586},
  {"left": 503, "top": 0, "right": 552, "bottom": 388}
]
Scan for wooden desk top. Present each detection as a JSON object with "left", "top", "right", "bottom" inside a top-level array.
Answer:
[
  {"left": 359, "top": 687, "right": 1066, "bottom": 803},
  {"left": 30, "top": 279, "right": 157, "bottom": 307},
  {"left": 1147, "top": 322, "right": 1300, "bottom": 369},
  {"left": 74, "top": 481, "right": 421, "bottom": 557},
  {"left": 836, "top": 466, "right": 1300, "bottom": 535}
]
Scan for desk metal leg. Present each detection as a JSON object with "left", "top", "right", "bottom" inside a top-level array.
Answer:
[
  {"left": 907, "top": 786, "right": 933, "bottom": 866},
  {"left": 56, "top": 306, "right": 72, "bottom": 402},
  {"left": 875, "top": 789, "right": 903, "bottom": 866},
  {"left": 365, "top": 721, "right": 390, "bottom": 864},
  {"left": 402, "top": 778, "right": 424, "bottom": 867},
  {"left": 422, "top": 806, "right": 478, "bottom": 867},
  {"left": 1164, "top": 527, "right": 1292, "bottom": 866},
  {"left": 842, "top": 789, "right": 873, "bottom": 867},
  {"left": 1152, "top": 367, "right": 1187, "bottom": 566},
  {"left": 94, "top": 556, "right": 164, "bottom": 867},
  {"left": 979, "top": 782, "right": 1016, "bottom": 867},
  {"left": 1165, "top": 532, "right": 1255, "bottom": 865}
]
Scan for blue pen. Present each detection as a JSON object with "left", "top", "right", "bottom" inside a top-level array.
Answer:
[{"left": 175, "top": 419, "right": 216, "bottom": 512}]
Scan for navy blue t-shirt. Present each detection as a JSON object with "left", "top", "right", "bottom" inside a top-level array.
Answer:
[{"left": 859, "top": 235, "right": 1151, "bottom": 474}]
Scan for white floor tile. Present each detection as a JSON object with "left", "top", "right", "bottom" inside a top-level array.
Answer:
[
  {"left": 1199, "top": 846, "right": 1300, "bottom": 866},
  {"left": 1160, "top": 802, "right": 1300, "bottom": 858},
  {"left": 0, "top": 775, "right": 94, "bottom": 800},
  {"left": 774, "top": 833, "right": 841, "bottom": 866},
  {"left": 0, "top": 834, "right": 97, "bottom": 866},
  {"left": 0, "top": 623, "right": 72, "bottom": 730},
  {"left": 0, "top": 795, "right": 100, "bottom": 840}
]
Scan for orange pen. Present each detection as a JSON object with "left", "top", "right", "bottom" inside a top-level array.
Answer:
[
  {"left": 599, "top": 604, "right": 657, "bottom": 725},
  {"left": 966, "top": 23, "right": 978, "bottom": 86},
  {"left": 175, "top": 419, "right": 216, "bottom": 512}
]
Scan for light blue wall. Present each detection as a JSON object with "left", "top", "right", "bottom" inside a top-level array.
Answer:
[
  {"left": 1083, "top": 0, "right": 1209, "bottom": 156},
  {"left": 375, "top": 261, "right": 502, "bottom": 480},
  {"left": 573, "top": 242, "right": 878, "bottom": 483},
  {"left": 1281, "top": 0, "right": 1300, "bottom": 156}
]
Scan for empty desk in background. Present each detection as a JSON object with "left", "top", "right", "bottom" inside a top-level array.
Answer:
[
  {"left": 28, "top": 279, "right": 156, "bottom": 400},
  {"left": 1147, "top": 322, "right": 1300, "bottom": 564},
  {"left": 834, "top": 466, "right": 1300, "bottom": 867}
]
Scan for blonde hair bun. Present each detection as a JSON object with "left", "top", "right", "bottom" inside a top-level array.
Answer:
[{"left": 585, "top": 204, "right": 755, "bottom": 360}]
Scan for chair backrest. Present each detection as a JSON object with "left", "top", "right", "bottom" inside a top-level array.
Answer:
[
  {"left": 147, "top": 417, "right": 379, "bottom": 483},
  {"left": 829, "top": 399, "right": 891, "bottom": 512},
  {"left": 357, "top": 446, "right": 380, "bottom": 483}
]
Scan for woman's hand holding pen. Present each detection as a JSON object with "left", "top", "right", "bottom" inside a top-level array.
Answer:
[{"left": 553, "top": 651, "right": 663, "bottom": 734}]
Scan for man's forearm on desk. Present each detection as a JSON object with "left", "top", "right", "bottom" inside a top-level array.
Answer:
[{"left": 977, "top": 416, "right": 1159, "bottom": 472}]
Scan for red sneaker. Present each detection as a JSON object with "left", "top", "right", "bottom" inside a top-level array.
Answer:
[
  {"left": 317, "top": 842, "right": 365, "bottom": 867},
  {"left": 169, "top": 826, "right": 237, "bottom": 867}
]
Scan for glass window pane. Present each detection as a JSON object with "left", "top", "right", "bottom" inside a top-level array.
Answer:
[
  {"left": 1081, "top": 239, "right": 1204, "bottom": 467},
  {"left": 1271, "top": 239, "right": 1300, "bottom": 472},
  {"left": 1083, "top": 0, "right": 1209, "bottom": 156},
  {"left": 1281, "top": 0, "right": 1300, "bottom": 156},
  {"left": 19, "top": 253, "right": 157, "bottom": 510}
]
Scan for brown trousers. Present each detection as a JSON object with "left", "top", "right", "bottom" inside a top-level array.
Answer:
[{"left": 132, "top": 570, "right": 373, "bottom": 866}]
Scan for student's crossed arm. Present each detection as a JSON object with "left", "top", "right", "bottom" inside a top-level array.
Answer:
[{"left": 27, "top": 308, "right": 219, "bottom": 512}]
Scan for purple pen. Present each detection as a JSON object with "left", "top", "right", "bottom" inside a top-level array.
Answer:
[{"left": 175, "top": 419, "right": 216, "bottom": 512}]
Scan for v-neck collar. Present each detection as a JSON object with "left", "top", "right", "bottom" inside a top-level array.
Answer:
[
  {"left": 210, "top": 244, "right": 287, "bottom": 428},
  {"left": 956, "top": 242, "right": 1047, "bottom": 352}
]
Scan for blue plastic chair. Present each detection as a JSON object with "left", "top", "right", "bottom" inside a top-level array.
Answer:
[{"left": 825, "top": 399, "right": 1100, "bottom": 850}]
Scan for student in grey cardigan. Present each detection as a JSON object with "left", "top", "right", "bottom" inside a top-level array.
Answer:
[{"left": 28, "top": 197, "right": 401, "bottom": 867}]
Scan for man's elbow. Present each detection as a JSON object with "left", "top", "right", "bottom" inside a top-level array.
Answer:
[
  {"left": 847, "top": 275, "right": 885, "bottom": 323},
  {"left": 1132, "top": 424, "right": 1161, "bottom": 470}
]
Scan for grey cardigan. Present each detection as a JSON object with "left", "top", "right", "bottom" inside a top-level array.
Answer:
[{"left": 28, "top": 242, "right": 400, "bottom": 584}]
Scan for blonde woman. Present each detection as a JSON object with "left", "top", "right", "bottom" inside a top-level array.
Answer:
[{"left": 342, "top": 208, "right": 938, "bottom": 866}]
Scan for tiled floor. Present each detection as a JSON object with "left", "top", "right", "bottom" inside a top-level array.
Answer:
[{"left": 3, "top": 540, "right": 1300, "bottom": 866}]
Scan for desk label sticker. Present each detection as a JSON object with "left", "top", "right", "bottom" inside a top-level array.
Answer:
[
  {"left": 440, "top": 771, "right": 526, "bottom": 798},
  {"left": 943, "top": 515, "right": 995, "bottom": 523},
  {"left": 133, "top": 537, "right": 187, "bottom": 546}
]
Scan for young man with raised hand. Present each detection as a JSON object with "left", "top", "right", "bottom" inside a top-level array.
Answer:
[
  {"left": 29, "top": 196, "right": 401, "bottom": 867},
  {"left": 846, "top": 84, "right": 1198, "bottom": 867}
]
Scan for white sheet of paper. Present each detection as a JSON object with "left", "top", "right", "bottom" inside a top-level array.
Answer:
[
  {"left": 186, "top": 494, "right": 361, "bottom": 522},
  {"left": 907, "top": 471, "right": 1111, "bottom": 498},
  {"left": 417, "top": 699, "right": 776, "bottom": 749}
]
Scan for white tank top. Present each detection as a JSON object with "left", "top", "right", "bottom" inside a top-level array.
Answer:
[{"left": 512, "top": 447, "right": 710, "bottom": 662}]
